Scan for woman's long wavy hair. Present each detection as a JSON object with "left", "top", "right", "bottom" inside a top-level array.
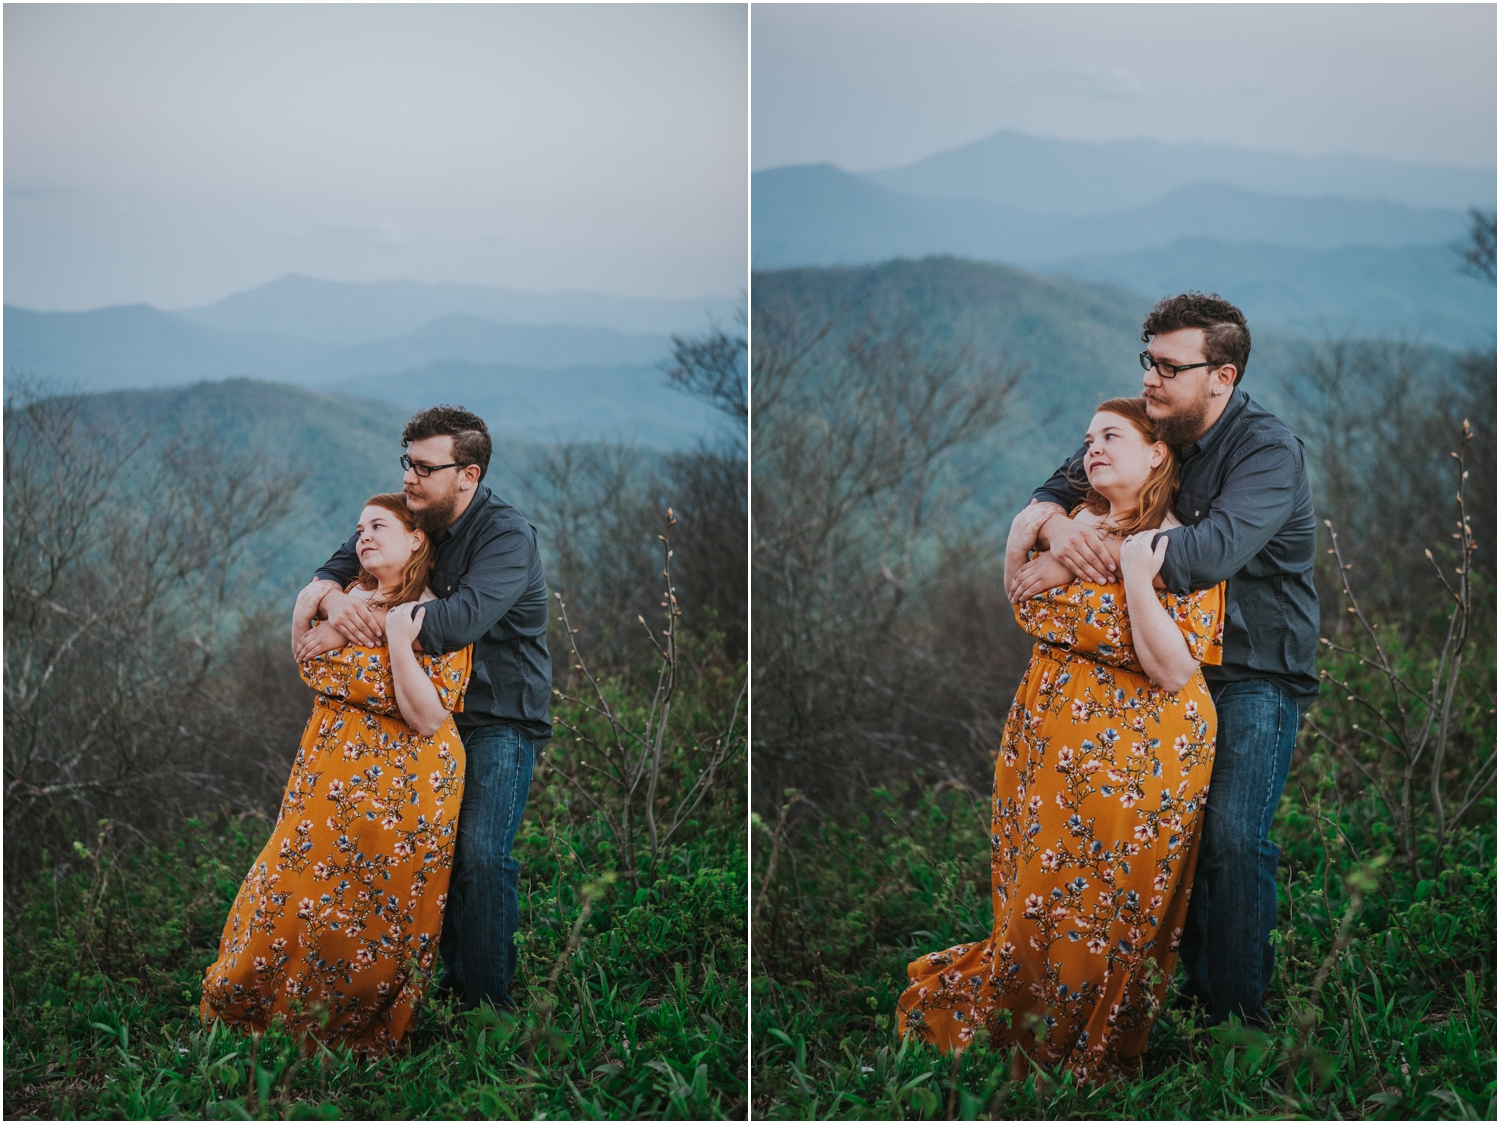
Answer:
[
  {"left": 349, "top": 493, "right": 435, "bottom": 607},
  {"left": 1076, "top": 397, "right": 1181, "bottom": 537}
]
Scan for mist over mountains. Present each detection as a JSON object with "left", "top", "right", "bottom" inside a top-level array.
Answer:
[
  {"left": 754, "top": 131, "right": 1497, "bottom": 350},
  {"left": 5, "top": 276, "right": 741, "bottom": 448}
]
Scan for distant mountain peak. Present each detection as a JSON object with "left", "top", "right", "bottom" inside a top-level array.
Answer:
[{"left": 865, "top": 130, "right": 1496, "bottom": 214}]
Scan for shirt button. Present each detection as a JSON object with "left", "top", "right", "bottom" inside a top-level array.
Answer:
[{"left": 1195, "top": 510, "right": 1200, "bottom": 516}]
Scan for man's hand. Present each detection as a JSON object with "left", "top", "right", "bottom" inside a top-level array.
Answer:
[
  {"left": 292, "top": 580, "right": 339, "bottom": 654},
  {"left": 1040, "top": 513, "right": 1117, "bottom": 585},
  {"left": 1007, "top": 551, "right": 1074, "bottom": 602},
  {"left": 322, "top": 589, "right": 386, "bottom": 648},
  {"left": 1006, "top": 500, "right": 1056, "bottom": 563},
  {"left": 294, "top": 621, "right": 347, "bottom": 663}
]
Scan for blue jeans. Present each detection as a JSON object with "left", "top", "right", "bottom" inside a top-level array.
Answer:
[
  {"left": 438, "top": 724, "right": 536, "bottom": 1009},
  {"left": 1178, "top": 679, "right": 1301, "bottom": 1026}
]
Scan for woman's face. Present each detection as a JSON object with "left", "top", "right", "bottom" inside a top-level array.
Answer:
[
  {"left": 355, "top": 505, "right": 423, "bottom": 578},
  {"left": 1083, "top": 411, "right": 1165, "bottom": 498}
]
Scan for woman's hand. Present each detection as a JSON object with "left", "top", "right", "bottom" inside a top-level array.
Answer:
[
  {"left": 322, "top": 589, "right": 386, "bottom": 648},
  {"left": 1119, "top": 530, "right": 1169, "bottom": 589},
  {"left": 383, "top": 603, "right": 450, "bottom": 736},
  {"left": 295, "top": 621, "right": 347, "bottom": 663},
  {"left": 1118, "top": 529, "right": 1197, "bottom": 693},
  {"left": 384, "top": 602, "right": 426, "bottom": 652},
  {"left": 1008, "top": 551, "right": 1074, "bottom": 602}
]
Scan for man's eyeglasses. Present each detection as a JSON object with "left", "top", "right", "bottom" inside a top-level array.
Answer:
[
  {"left": 400, "top": 454, "right": 463, "bottom": 478},
  {"left": 1139, "top": 351, "right": 1214, "bottom": 379}
]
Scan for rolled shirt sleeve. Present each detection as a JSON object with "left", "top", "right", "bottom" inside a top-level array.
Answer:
[
  {"left": 1031, "top": 444, "right": 1090, "bottom": 511},
  {"left": 313, "top": 534, "right": 362, "bottom": 587},
  {"left": 1155, "top": 437, "right": 1303, "bottom": 595},
  {"left": 416, "top": 524, "right": 535, "bottom": 655}
]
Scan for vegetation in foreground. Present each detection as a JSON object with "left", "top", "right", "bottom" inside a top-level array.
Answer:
[
  {"left": 751, "top": 622, "right": 1496, "bottom": 1120},
  {"left": 4, "top": 736, "right": 747, "bottom": 1120}
]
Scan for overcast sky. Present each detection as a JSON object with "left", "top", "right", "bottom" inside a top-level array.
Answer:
[
  {"left": 6, "top": 4, "right": 747, "bottom": 311},
  {"left": 753, "top": 4, "right": 1496, "bottom": 173}
]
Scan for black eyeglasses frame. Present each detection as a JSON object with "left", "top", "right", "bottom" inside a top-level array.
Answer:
[
  {"left": 400, "top": 454, "right": 464, "bottom": 478},
  {"left": 1139, "top": 350, "right": 1216, "bottom": 379}
]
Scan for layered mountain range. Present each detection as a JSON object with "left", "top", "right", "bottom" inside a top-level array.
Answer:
[
  {"left": 4, "top": 276, "right": 742, "bottom": 448},
  {"left": 753, "top": 131, "right": 1497, "bottom": 350}
]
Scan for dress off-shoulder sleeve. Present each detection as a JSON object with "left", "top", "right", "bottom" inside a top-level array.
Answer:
[
  {"left": 300, "top": 646, "right": 401, "bottom": 715},
  {"left": 427, "top": 645, "right": 472, "bottom": 714},
  {"left": 1013, "top": 583, "right": 1136, "bottom": 667},
  {"left": 300, "top": 644, "right": 472, "bottom": 720},
  {"left": 1013, "top": 580, "right": 1226, "bottom": 671},
  {"left": 1156, "top": 582, "right": 1226, "bottom": 667}
]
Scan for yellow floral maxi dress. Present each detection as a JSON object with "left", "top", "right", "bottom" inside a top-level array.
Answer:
[
  {"left": 201, "top": 643, "right": 470, "bottom": 1056},
  {"left": 898, "top": 579, "right": 1225, "bottom": 1080}
]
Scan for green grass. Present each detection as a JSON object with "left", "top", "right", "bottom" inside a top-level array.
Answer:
[
  {"left": 4, "top": 762, "right": 747, "bottom": 1120},
  {"left": 752, "top": 758, "right": 1495, "bottom": 1118}
]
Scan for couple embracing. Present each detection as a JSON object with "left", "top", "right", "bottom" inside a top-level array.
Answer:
[
  {"left": 200, "top": 405, "right": 551, "bottom": 1056},
  {"left": 899, "top": 293, "right": 1320, "bottom": 1082}
]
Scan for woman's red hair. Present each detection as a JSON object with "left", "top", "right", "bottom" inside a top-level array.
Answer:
[
  {"left": 349, "top": 493, "right": 434, "bottom": 607},
  {"left": 1080, "top": 397, "right": 1181, "bottom": 537}
]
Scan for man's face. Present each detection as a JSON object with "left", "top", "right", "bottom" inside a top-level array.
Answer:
[
  {"left": 1140, "top": 327, "right": 1232, "bottom": 446},
  {"left": 402, "top": 435, "right": 466, "bottom": 529}
]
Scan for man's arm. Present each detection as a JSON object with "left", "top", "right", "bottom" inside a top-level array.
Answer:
[
  {"left": 417, "top": 524, "right": 537, "bottom": 655},
  {"left": 313, "top": 533, "right": 362, "bottom": 588},
  {"left": 1155, "top": 439, "right": 1302, "bottom": 594},
  {"left": 1032, "top": 444, "right": 1090, "bottom": 512},
  {"left": 1028, "top": 443, "right": 1119, "bottom": 584},
  {"left": 295, "top": 533, "right": 385, "bottom": 651}
]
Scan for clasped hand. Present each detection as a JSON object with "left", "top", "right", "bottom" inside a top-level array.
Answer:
[
  {"left": 292, "top": 586, "right": 394, "bottom": 663},
  {"left": 384, "top": 603, "right": 426, "bottom": 651},
  {"left": 1118, "top": 530, "right": 1169, "bottom": 586}
]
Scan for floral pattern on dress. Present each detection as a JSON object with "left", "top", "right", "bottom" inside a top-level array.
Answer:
[
  {"left": 898, "top": 579, "right": 1224, "bottom": 1081},
  {"left": 201, "top": 641, "right": 471, "bottom": 1056}
]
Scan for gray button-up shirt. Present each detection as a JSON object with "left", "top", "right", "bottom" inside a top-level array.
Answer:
[
  {"left": 1032, "top": 388, "right": 1320, "bottom": 705},
  {"left": 315, "top": 485, "right": 554, "bottom": 743}
]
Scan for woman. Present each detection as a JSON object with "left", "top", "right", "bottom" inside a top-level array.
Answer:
[
  {"left": 201, "top": 493, "right": 471, "bottom": 1056},
  {"left": 897, "top": 398, "right": 1224, "bottom": 1082}
]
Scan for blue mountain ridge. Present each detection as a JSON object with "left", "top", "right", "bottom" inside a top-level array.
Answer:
[
  {"left": 752, "top": 159, "right": 1496, "bottom": 351},
  {"left": 864, "top": 129, "right": 1496, "bottom": 214}
]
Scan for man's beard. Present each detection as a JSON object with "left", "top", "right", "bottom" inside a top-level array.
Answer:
[
  {"left": 1151, "top": 391, "right": 1214, "bottom": 448},
  {"left": 408, "top": 487, "right": 460, "bottom": 535}
]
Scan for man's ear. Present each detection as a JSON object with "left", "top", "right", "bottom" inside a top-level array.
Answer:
[
  {"left": 1212, "top": 364, "right": 1237, "bottom": 396},
  {"left": 459, "top": 464, "right": 481, "bottom": 491}
]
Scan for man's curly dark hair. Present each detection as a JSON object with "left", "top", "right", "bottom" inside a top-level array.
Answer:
[
  {"left": 402, "top": 405, "right": 492, "bottom": 481},
  {"left": 1142, "top": 292, "right": 1251, "bottom": 386}
]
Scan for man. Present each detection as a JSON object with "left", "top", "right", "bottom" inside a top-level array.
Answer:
[
  {"left": 293, "top": 405, "right": 551, "bottom": 1011},
  {"left": 1008, "top": 292, "right": 1319, "bottom": 1028}
]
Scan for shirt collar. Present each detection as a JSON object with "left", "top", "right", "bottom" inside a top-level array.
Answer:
[
  {"left": 436, "top": 483, "right": 491, "bottom": 543},
  {"left": 1182, "top": 387, "right": 1248, "bottom": 458}
]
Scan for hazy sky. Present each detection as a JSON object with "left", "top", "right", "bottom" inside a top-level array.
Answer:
[
  {"left": 6, "top": 4, "right": 747, "bottom": 311},
  {"left": 753, "top": 4, "right": 1497, "bottom": 173}
]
